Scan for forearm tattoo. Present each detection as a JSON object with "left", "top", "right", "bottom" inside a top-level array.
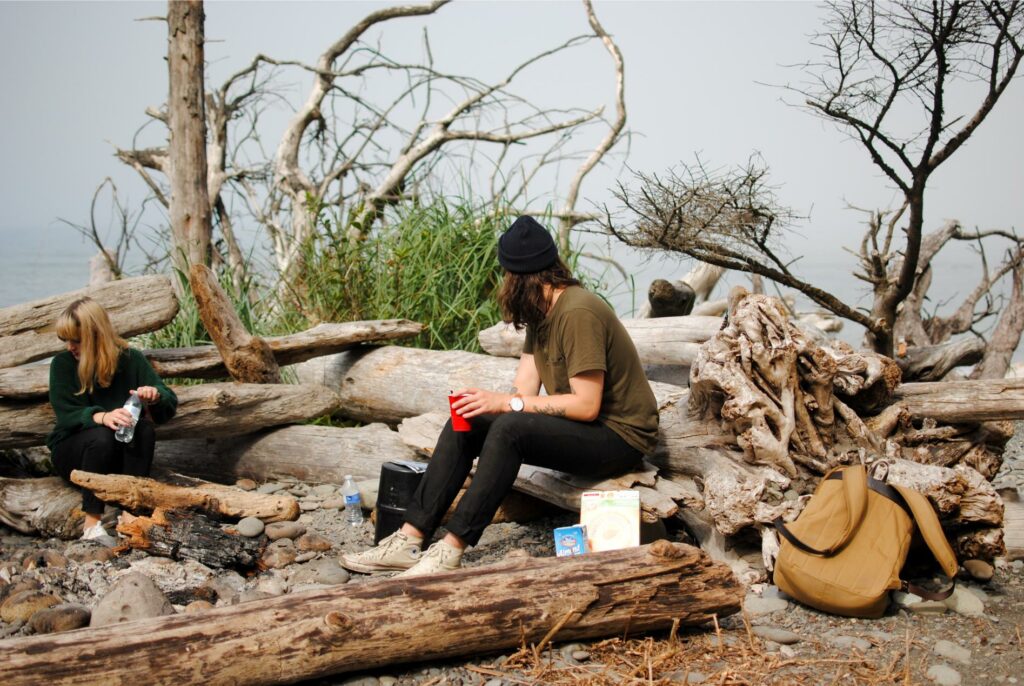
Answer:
[{"left": 537, "top": 403, "right": 566, "bottom": 418}]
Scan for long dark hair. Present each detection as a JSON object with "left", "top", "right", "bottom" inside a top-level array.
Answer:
[{"left": 498, "top": 257, "right": 581, "bottom": 331}]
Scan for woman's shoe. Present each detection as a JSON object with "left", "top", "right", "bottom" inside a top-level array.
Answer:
[
  {"left": 81, "top": 522, "right": 117, "bottom": 547},
  {"left": 396, "top": 540, "right": 463, "bottom": 578},
  {"left": 340, "top": 530, "right": 423, "bottom": 573}
]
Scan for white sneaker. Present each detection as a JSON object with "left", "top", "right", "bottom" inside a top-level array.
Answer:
[
  {"left": 396, "top": 540, "right": 463, "bottom": 578},
  {"left": 81, "top": 522, "right": 117, "bottom": 547},
  {"left": 340, "top": 530, "right": 424, "bottom": 573}
]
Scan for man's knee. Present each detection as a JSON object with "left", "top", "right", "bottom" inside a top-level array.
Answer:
[{"left": 485, "top": 413, "right": 535, "bottom": 446}]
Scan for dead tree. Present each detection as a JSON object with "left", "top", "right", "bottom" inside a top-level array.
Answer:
[
  {"left": 606, "top": 1, "right": 1024, "bottom": 366},
  {"left": 114, "top": 1, "right": 625, "bottom": 291},
  {"left": 167, "top": 0, "right": 212, "bottom": 272}
]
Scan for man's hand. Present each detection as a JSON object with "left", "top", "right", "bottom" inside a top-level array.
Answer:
[{"left": 451, "top": 388, "right": 512, "bottom": 419}]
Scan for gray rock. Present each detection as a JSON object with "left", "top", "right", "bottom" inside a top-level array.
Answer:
[
  {"left": 945, "top": 585, "right": 985, "bottom": 616},
  {"left": 299, "top": 500, "right": 321, "bottom": 512},
  {"left": 321, "top": 498, "right": 345, "bottom": 510},
  {"left": 378, "top": 678, "right": 398, "bottom": 686},
  {"left": 256, "top": 577, "right": 287, "bottom": 596},
  {"left": 909, "top": 600, "right": 948, "bottom": 614},
  {"left": 827, "top": 635, "right": 871, "bottom": 652},
  {"left": 265, "top": 521, "right": 306, "bottom": 541},
  {"left": 893, "top": 590, "right": 924, "bottom": 606},
  {"left": 312, "top": 484, "right": 338, "bottom": 497},
  {"left": 261, "top": 545, "right": 298, "bottom": 569},
  {"left": 752, "top": 626, "right": 802, "bottom": 644},
  {"left": 205, "top": 571, "right": 246, "bottom": 602},
  {"left": 926, "top": 663, "right": 962, "bottom": 685},
  {"left": 64, "top": 543, "right": 116, "bottom": 564},
  {"left": 965, "top": 585, "right": 990, "bottom": 602},
  {"left": 236, "top": 516, "right": 265, "bottom": 537},
  {"left": 933, "top": 640, "right": 971, "bottom": 665},
  {"left": 760, "top": 584, "right": 791, "bottom": 601},
  {"left": 743, "top": 594, "right": 789, "bottom": 616},
  {"left": 0, "top": 590, "right": 61, "bottom": 623},
  {"left": 256, "top": 483, "right": 285, "bottom": 494},
  {"left": 356, "top": 480, "right": 378, "bottom": 510},
  {"left": 572, "top": 649, "right": 591, "bottom": 662},
  {"left": 90, "top": 572, "right": 174, "bottom": 627},
  {"left": 234, "top": 590, "right": 276, "bottom": 605},
  {"left": 29, "top": 603, "right": 90, "bottom": 634},
  {"left": 779, "top": 644, "right": 796, "bottom": 659},
  {"left": 484, "top": 680, "right": 504, "bottom": 686},
  {"left": 291, "top": 558, "right": 351, "bottom": 586},
  {"left": 295, "top": 551, "right": 318, "bottom": 563}
]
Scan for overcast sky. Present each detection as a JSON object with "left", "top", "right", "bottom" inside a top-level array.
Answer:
[{"left": 1, "top": 0, "right": 1021, "bottom": 324}]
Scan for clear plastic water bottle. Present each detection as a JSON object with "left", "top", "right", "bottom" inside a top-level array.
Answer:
[
  {"left": 115, "top": 394, "right": 143, "bottom": 443},
  {"left": 341, "top": 474, "right": 364, "bottom": 527}
]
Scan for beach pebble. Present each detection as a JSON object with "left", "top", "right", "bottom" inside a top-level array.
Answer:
[
  {"left": 299, "top": 500, "right": 321, "bottom": 512},
  {"left": 22, "top": 549, "right": 68, "bottom": 570},
  {"left": 312, "top": 484, "right": 338, "bottom": 497},
  {"left": 291, "top": 558, "right": 350, "bottom": 586},
  {"left": 236, "top": 517, "right": 265, "bottom": 537},
  {"left": 926, "top": 664, "right": 962, "bottom": 685},
  {"left": 256, "top": 483, "right": 286, "bottom": 494},
  {"left": 0, "top": 590, "right": 61, "bottom": 623},
  {"left": 753, "top": 626, "right": 803, "bottom": 644},
  {"left": 204, "top": 571, "right": 246, "bottom": 602},
  {"left": 64, "top": 543, "right": 116, "bottom": 564},
  {"left": 29, "top": 603, "right": 91, "bottom": 633},
  {"left": 338, "top": 677, "right": 378, "bottom": 686},
  {"left": 256, "top": 577, "right": 287, "bottom": 596},
  {"left": 90, "top": 572, "right": 174, "bottom": 627},
  {"left": 322, "top": 498, "right": 345, "bottom": 510},
  {"left": 184, "top": 600, "right": 214, "bottom": 613},
  {"left": 295, "top": 551, "right": 318, "bottom": 563},
  {"left": 827, "top": 635, "right": 871, "bottom": 652},
  {"left": 296, "top": 533, "right": 333, "bottom": 552},
  {"left": 234, "top": 590, "right": 275, "bottom": 605},
  {"left": 265, "top": 521, "right": 306, "bottom": 541},
  {"left": 261, "top": 544, "right": 297, "bottom": 569},
  {"left": 378, "top": 677, "right": 398, "bottom": 686},
  {"left": 909, "top": 600, "right": 948, "bottom": 614},
  {"left": 945, "top": 585, "right": 985, "bottom": 616},
  {"left": 235, "top": 478, "right": 257, "bottom": 491},
  {"left": 744, "top": 594, "right": 789, "bottom": 616},
  {"left": 963, "top": 559, "right": 994, "bottom": 581},
  {"left": 933, "top": 639, "right": 971, "bottom": 665}
]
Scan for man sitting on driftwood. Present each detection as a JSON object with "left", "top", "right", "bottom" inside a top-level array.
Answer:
[
  {"left": 341, "top": 216, "right": 659, "bottom": 577},
  {"left": 47, "top": 297, "right": 178, "bottom": 545}
]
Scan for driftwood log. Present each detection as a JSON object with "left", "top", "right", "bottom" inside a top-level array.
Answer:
[
  {"left": 0, "top": 476, "right": 84, "bottom": 538},
  {"left": 0, "top": 319, "right": 424, "bottom": 399},
  {"left": 189, "top": 264, "right": 281, "bottom": 383},
  {"left": 117, "top": 508, "right": 265, "bottom": 569},
  {"left": 896, "top": 338, "right": 986, "bottom": 382},
  {"left": 0, "top": 540, "right": 741, "bottom": 686},
  {"left": 0, "top": 275, "right": 179, "bottom": 369},
  {"left": 477, "top": 315, "right": 722, "bottom": 364},
  {"left": 154, "top": 423, "right": 423, "bottom": 484},
  {"left": 70, "top": 470, "right": 300, "bottom": 522},
  {"left": 0, "top": 382, "right": 341, "bottom": 449},
  {"left": 893, "top": 377, "right": 1024, "bottom": 422},
  {"left": 646, "top": 278, "right": 696, "bottom": 317}
]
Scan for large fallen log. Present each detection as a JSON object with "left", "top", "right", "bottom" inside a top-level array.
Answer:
[
  {"left": 70, "top": 470, "right": 300, "bottom": 522},
  {"left": 0, "top": 476, "right": 84, "bottom": 538},
  {"left": 896, "top": 338, "right": 986, "bottom": 382},
  {"left": 0, "top": 319, "right": 424, "bottom": 399},
  {"left": 0, "top": 382, "right": 341, "bottom": 449},
  {"left": 893, "top": 378, "right": 1024, "bottom": 422},
  {"left": 0, "top": 275, "right": 179, "bottom": 369},
  {"left": 477, "top": 315, "right": 722, "bottom": 363},
  {"left": 190, "top": 264, "right": 281, "bottom": 383},
  {"left": 0, "top": 540, "right": 742, "bottom": 685},
  {"left": 117, "top": 507, "right": 265, "bottom": 569},
  {"left": 154, "top": 423, "right": 423, "bottom": 484}
]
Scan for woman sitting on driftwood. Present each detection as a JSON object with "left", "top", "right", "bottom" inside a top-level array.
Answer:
[
  {"left": 46, "top": 297, "right": 178, "bottom": 544},
  {"left": 342, "top": 216, "right": 659, "bottom": 577}
]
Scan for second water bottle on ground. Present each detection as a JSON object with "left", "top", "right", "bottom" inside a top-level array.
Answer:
[
  {"left": 115, "top": 394, "right": 143, "bottom": 443},
  {"left": 341, "top": 475, "right": 364, "bottom": 526}
]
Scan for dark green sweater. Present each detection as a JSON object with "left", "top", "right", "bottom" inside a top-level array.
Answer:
[{"left": 47, "top": 348, "right": 178, "bottom": 451}]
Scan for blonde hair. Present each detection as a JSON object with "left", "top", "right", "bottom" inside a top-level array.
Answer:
[{"left": 55, "top": 297, "right": 127, "bottom": 394}]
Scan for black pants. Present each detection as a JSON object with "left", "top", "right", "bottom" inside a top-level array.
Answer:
[
  {"left": 404, "top": 413, "right": 642, "bottom": 547},
  {"left": 51, "top": 420, "right": 156, "bottom": 516}
]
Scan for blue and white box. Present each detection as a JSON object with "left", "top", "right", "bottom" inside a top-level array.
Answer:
[{"left": 553, "top": 524, "right": 589, "bottom": 557}]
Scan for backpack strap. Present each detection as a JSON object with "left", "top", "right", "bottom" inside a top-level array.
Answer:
[
  {"left": 773, "top": 465, "right": 868, "bottom": 556},
  {"left": 891, "top": 483, "right": 958, "bottom": 601}
]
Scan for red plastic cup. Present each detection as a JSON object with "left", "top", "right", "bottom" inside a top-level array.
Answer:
[{"left": 448, "top": 394, "right": 471, "bottom": 432}]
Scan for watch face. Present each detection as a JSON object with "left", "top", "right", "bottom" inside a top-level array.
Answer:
[{"left": 511, "top": 396, "right": 525, "bottom": 412}]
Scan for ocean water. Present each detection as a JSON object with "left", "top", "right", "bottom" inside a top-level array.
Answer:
[{"left": 1, "top": 226, "right": 1016, "bottom": 359}]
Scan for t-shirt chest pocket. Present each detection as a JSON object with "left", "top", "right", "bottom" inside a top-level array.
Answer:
[{"left": 549, "top": 353, "right": 571, "bottom": 392}]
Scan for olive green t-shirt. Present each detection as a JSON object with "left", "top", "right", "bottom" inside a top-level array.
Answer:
[{"left": 523, "top": 286, "right": 659, "bottom": 454}]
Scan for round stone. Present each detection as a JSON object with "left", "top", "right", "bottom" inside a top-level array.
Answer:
[
  {"left": 236, "top": 517, "right": 265, "bottom": 538},
  {"left": 265, "top": 521, "right": 306, "bottom": 541},
  {"left": 963, "top": 559, "right": 994, "bottom": 581},
  {"left": 0, "top": 590, "right": 61, "bottom": 624},
  {"left": 29, "top": 603, "right": 90, "bottom": 634},
  {"left": 925, "top": 663, "right": 962, "bottom": 685}
]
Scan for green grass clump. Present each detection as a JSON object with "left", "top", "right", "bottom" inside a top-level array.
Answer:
[{"left": 286, "top": 200, "right": 508, "bottom": 352}]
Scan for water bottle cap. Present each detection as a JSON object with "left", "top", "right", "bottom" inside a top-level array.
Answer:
[{"left": 344, "top": 474, "right": 352, "bottom": 480}]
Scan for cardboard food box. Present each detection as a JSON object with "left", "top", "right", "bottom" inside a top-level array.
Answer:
[
  {"left": 553, "top": 524, "right": 588, "bottom": 557},
  {"left": 579, "top": 490, "right": 640, "bottom": 552}
]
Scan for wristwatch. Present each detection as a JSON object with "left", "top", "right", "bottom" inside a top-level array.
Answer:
[{"left": 509, "top": 394, "right": 525, "bottom": 412}]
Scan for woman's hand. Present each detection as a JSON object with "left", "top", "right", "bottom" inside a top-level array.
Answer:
[
  {"left": 451, "top": 388, "right": 512, "bottom": 419},
  {"left": 97, "top": 408, "right": 134, "bottom": 430},
  {"left": 133, "top": 387, "right": 160, "bottom": 405}
]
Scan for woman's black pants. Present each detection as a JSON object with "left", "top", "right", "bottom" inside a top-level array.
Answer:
[
  {"left": 404, "top": 413, "right": 642, "bottom": 547},
  {"left": 51, "top": 420, "right": 156, "bottom": 516}
]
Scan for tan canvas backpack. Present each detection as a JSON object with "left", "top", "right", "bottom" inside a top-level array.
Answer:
[{"left": 772, "top": 463, "right": 958, "bottom": 618}]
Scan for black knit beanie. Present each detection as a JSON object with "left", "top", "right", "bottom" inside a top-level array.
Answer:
[{"left": 497, "top": 216, "right": 559, "bottom": 273}]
